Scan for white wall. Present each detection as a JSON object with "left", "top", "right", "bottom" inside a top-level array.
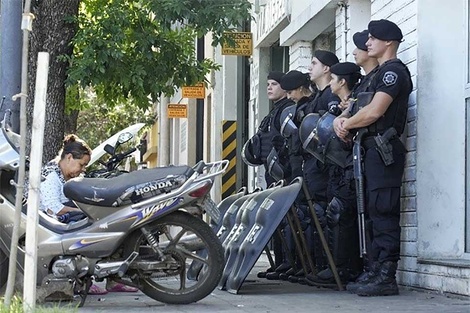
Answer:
[
  {"left": 210, "top": 47, "right": 240, "bottom": 203},
  {"left": 416, "top": 0, "right": 466, "bottom": 259}
]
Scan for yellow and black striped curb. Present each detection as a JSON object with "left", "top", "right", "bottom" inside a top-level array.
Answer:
[{"left": 222, "top": 120, "right": 236, "bottom": 198}]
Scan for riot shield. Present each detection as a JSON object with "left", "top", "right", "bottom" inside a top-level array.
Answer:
[
  {"left": 223, "top": 177, "right": 303, "bottom": 293},
  {"left": 187, "top": 187, "right": 249, "bottom": 280},
  {"left": 218, "top": 183, "right": 282, "bottom": 289}
]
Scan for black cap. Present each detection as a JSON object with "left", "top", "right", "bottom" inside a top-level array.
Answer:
[
  {"left": 314, "top": 50, "right": 339, "bottom": 67},
  {"left": 280, "top": 70, "right": 310, "bottom": 91},
  {"left": 267, "top": 71, "right": 285, "bottom": 84},
  {"left": 353, "top": 30, "right": 369, "bottom": 51},
  {"left": 330, "top": 62, "right": 361, "bottom": 76},
  {"left": 368, "top": 19, "right": 403, "bottom": 41}
]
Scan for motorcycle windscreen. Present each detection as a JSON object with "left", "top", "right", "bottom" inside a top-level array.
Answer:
[
  {"left": 88, "top": 123, "right": 145, "bottom": 166},
  {"left": 218, "top": 184, "right": 283, "bottom": 290},
  {"left": 223, "top": 177, "right": 302, "bottom": 294},
  {"left": 187, "top": 187, "right": 249, "bottom": 281}
]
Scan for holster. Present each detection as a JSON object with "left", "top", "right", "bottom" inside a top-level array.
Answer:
[{"left": 374, "top": 127, "right": 397, "bottom": 166}]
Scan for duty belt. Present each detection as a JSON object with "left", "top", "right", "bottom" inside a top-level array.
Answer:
[
  {"left": 362, "top": 135, "right": 398, "bottom": 150},
  {"left": 362, "top": 137, "right": 377, "bottom": 150}
]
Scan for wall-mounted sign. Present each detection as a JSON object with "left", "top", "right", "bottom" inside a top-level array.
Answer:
[
  {"left": 182, "top": 83, "right": 205, "bottom": 99},
  {"left": 168, "top": 104, "right": 187, "bottom": 118},
  {"left": 222, "top": 32, "right": 253, "bottom": 56}
]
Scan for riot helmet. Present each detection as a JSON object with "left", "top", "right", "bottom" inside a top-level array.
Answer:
[
  {"left": 314, "top": 112, "right": 351, "bottom": 168},
  {"left": 266, "top": 148, "right": 291, "bottom": 181},
  {"left": 298, "top": 113, "right": 325, "bottom": 163},
  {"left": 279, "top": 104, "right": 298, "bottom": 138},
  {"left": 324, "top": 136, "right": 351, "bottom": 168},
  {"left": 299, "top": 113, "right": 321, "bottom": 155},
  {"left": 241, "top": 137, "right": 263, "bottom": 167},
  {"left": 315, "top": 112, "right": 336, "bottom": 145}
]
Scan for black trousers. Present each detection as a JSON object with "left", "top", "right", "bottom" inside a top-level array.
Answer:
[
  {"left": 302, "top": 157, "right": 328, "bottom": 203},
  {"left": 364, "top": 140, "right": 406, "bottom": 263}
]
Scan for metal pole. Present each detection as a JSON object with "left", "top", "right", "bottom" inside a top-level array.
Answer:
[
  {"left": 196, "top": 37, "right": 204, "bottom": 162},
  {"left": 0, "top": 0, "right": 22, "bottom": 132},
  {"left": 158, "top": 95, "right": 170, "bottom": 166},
  {"left": 23, "top": 52, "right": 49, "bottom": 313},
  {"left": 4, "top": 0, "right": 33, "bottom": 306}
]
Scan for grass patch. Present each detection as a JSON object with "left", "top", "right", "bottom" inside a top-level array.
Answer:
[{"left": 0, "top": 296, "right": 78, "bottom": 313}]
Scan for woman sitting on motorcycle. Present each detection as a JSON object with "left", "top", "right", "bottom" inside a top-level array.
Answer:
[
  {"left": 35, "top": 134, "right": 91, "bottom": 221},
  {"left": 26, "top": 134, "right": 137, "bottom": 294}
]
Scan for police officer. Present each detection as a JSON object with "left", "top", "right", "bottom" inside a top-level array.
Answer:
[
  {"left": 242, "top": 71, "right": 294, "bottom": 186},
  {"left": 305, "top": 62, "right": 363, "bottom": 287},
  {"left": 280, "top": 52, "right": 341, "bottom": 282},
  {"left": 242, "top": 71, "right": 294, "bottom": 278},
  {"left": 352, "top": 30, "right": 380, "bottom": 93},
  {"left": 303, "top": 50, "right": 340, "bottom": 203},
  {"left": 264, "top": 70, "right": 315, "bottom": 281},
  {"left": 334, "top": 19, "right": 413, "bottom": 296}
]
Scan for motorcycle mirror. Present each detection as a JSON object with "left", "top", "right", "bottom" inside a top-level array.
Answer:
[
  {"left": 117, "top": 132, "right": 133, "bottom": 144},
  {"left": 104, "top": 144, "right": 115, "bottom": 155}
]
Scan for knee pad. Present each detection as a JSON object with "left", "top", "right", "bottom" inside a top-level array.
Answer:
[
  {"left": 312, "top": 202, "right": 327, "bottom": 229},
  {"left": 326, "top": 197, "right": 345, "bottom": 228}
]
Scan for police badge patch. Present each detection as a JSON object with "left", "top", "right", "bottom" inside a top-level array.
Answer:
[{"left": 383, "top": 71, "right": 398, "bottom": 86}]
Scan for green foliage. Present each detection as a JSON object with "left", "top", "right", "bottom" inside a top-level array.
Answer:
[
  {"left": 73, "top": 86, "right": 154, "bottom": 149},
  {"left": 65, "top": 0, "right": 251, "bottom": 109}
]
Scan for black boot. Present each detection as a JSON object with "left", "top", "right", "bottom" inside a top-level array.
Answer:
[
  {"left": 346, "top": 262, "right": 380, "bottom": 293},
  {"left": 265, "top": 263, "right": 291, "bottom": 280},
  {"left": 304, "top": 267, "right": 351, "bottom": 288},
  {"left": 355, "top": 261, "right": 399, "bottom": 296},
  {"left": 257, "top": 267, "right": 274, "bottom": 278}
]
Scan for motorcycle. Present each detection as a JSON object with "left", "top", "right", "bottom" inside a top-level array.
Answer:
[{"left": 0, "top": 121, "right": 228, "bottom": 306}]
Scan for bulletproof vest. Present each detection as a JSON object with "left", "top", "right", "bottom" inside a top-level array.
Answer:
[
  {"left": 369, "top": 59, "right": 412, "bottom": 136},
  {"left": 350, "top": 60, "right": 412, "bottom": 136},
  {"left": 257, "top": 97, "right": 293, "bottom": 161}
]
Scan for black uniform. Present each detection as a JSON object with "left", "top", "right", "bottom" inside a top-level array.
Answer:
[
  {"left": 360, "top": 59, "right": 411, "bottom": 263},
  {"left": 302, "top": 86, "right": 339, "bottom": 203},
  {"left": 256, "top": 97, "right": 294, "bottom": 186}
]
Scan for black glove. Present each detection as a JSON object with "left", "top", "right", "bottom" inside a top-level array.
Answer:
[{"left": 271, "top": 135, "right": 286, "bottom": 151}]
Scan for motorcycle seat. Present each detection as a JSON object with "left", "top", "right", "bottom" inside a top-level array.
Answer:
[{"left": 64, "top": 166, "right": 194, "bottom": 207}]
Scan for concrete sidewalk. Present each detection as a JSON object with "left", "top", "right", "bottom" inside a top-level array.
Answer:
[{"left": 78, "top": 254, "right": 470, "bottom": 313}]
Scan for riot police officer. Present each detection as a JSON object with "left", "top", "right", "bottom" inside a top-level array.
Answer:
[
  {"left": 334, "top": 19, "right": 413, "bottom": 296},
  {"left": 242, "top": 71, "right": 294, "bottom": 278},
  {"left": 242, "top": 71, "right": 294, "bottom": 186},
  {"left": 305, "top": 62, "right": 363, "bottom": 287},
  {"left": 278, "top": 51, "right": 341, "bottom": 282}
]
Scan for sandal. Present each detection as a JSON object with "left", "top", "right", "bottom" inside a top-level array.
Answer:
[
  {"left": 88, "top": 284, "right": 109, "bottom": 295},
  {"left": 107, "top": 283, "right": 138, "bottom": 292}
]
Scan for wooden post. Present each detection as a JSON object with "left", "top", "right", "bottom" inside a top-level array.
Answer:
[
  {"left": 4, "top": 0, "right": 33, "bottom": 306},
  {"left": 23, "top": 52, "right": 49, "bottom": 313}
]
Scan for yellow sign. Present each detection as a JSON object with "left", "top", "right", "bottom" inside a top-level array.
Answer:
[
  {"left": 222, "top": 32, "right": 253, "bottom": 56},
  {"left": 182, "top": 83, "right": 205, "bottom": 99},
  {"left": 168, "top": 104, "right": 187, "bottom": 118}
]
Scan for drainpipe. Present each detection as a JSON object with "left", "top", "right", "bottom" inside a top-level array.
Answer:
[{"left": 338, "top": 1, "right": 348, "bottom": 61}]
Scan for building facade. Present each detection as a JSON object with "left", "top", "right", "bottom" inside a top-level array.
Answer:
[
  {"left": 147, "top": 0, "right": 469, "bottom": 296},
  {"left": 247, "top": 0, "right": 469, "bottom": 296}
]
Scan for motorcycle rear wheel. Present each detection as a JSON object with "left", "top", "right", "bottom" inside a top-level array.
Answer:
[{"left": 125, "top": 211, "right": 224, "bottom": 304}]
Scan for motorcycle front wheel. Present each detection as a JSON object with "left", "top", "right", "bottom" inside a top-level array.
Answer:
[{"left": 124, "top": 211, "right": 224, "bottom": 304}]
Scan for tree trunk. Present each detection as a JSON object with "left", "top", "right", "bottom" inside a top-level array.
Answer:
[
  {"left": 27, "top": 0, "right": 80, "bottom": 163},
  {"left": 65, "top": 110, "right": 79, "bottom": 134}
]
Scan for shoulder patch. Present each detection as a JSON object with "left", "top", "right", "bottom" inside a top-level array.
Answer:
[{"left": 382, "top": 71, "right": 398, "bottom": 86}]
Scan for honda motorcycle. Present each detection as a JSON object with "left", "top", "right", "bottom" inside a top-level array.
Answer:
[{"left": 0, "top": 122, "right": 227, "bottom": 306}]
